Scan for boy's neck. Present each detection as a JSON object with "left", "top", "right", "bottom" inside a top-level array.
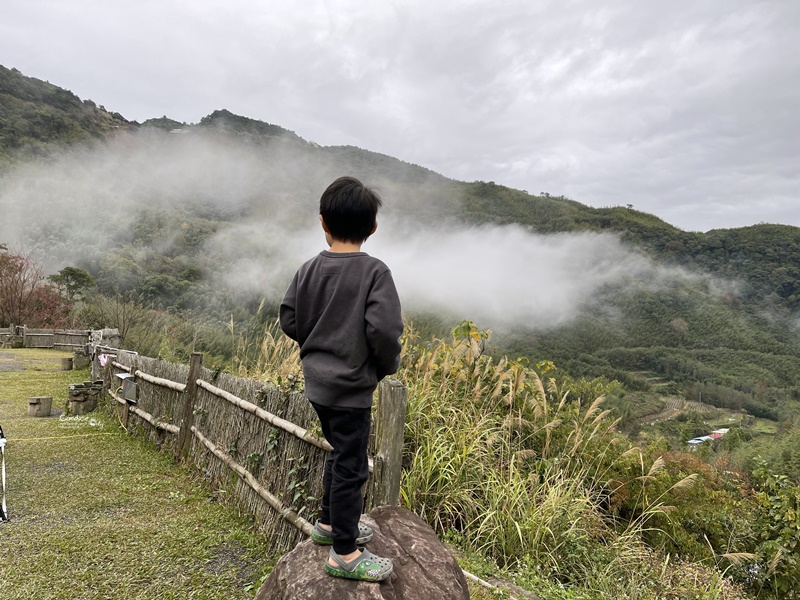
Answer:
[{"left": 327, "top": 238, "right": 364, "bottom": 253}]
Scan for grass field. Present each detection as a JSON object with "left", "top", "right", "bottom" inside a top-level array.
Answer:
[{"left": 0, "top": 349, "right": 275, "bottom": 600}]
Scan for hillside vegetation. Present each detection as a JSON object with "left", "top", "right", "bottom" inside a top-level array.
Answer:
[{"left": 0, "top": 65, "right": 130, "bottom": 168}]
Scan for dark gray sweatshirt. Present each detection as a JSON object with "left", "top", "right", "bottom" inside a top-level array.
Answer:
[{"left": 279, "top": 251, "right": 403, "bottom": 408}]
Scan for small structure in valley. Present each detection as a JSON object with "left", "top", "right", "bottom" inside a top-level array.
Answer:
[{"left": 687, "top": 428, "right": 730, "bottom": 449}]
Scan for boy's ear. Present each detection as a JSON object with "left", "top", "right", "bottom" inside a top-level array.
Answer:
[
  {"left": 319, "top": 214, "right": 330, "bottom": 232},
  {"left": 370, "top": 221, "right": 378, "bottom": 236}
]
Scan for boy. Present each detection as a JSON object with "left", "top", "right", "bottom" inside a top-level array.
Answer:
[{"left": 279, "top": 176, "right": 403, "bottom": 582}]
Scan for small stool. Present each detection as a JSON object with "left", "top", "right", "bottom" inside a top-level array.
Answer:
[{"left": 28, "top": 396, "right": 53, "bottom": 417}]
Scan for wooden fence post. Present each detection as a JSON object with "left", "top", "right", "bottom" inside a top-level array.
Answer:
[
  {"left": 371, "top": 378, "right": 407, "bottom": 507},
  {"left": 176, "top": 352, "right": 203, "bottom": 460},
  {"left": 121, "top": 400, "right": 130, "bottom": 430}
]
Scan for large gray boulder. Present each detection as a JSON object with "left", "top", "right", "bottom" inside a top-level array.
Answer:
[{"left": 257, "top": 506, "right": 470, "bottom": 600}]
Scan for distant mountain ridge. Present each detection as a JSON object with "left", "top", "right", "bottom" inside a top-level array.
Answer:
[{"left": 0, "top": 64, "right": 130, "bottom": 165}]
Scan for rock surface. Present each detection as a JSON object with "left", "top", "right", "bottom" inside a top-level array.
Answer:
[{"left": 257, "top": 506, "right": 470, "bottom": 600}]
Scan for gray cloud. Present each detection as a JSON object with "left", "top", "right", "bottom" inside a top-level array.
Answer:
[{"left": 1, "top": 0, "right": 799, "bottom": 231}]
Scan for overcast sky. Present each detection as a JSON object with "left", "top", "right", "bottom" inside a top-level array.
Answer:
[{"left": 2, "top": 0, "right": 798, "bottom": 232}]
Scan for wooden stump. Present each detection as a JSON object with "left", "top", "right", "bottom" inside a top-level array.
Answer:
[
  {"left": 61, "top": 357, "right": 74, "bottom": 371},
  {"left": 28, "top": 396, "right": 53, "bottom": 417}
]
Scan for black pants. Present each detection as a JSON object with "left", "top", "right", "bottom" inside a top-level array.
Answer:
[{"left": 311, "top": 402, "right": 371, "bottom": 555}]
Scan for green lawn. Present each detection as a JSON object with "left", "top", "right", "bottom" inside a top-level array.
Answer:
[{"left": 0, "top": 349, "right": 275, "bottom": 600}]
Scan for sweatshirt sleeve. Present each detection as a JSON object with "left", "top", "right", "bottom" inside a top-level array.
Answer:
[
  {"left": 279, "top": 273, "right": 299, "bottom": 342},
  {"left": 365, "top": 270, "right": 404, "bottom": 380}
]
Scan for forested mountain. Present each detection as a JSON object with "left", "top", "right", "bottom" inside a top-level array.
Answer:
[
  {"left": 0, "top": 65, "right": 130, "bottom": 167},
  {"left": 2, "top": 64, "right": 800, "bottom": 473}
]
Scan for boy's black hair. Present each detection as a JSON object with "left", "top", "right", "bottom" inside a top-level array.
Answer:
[{"left": 319, "top": 176, "right": 382, "bottom": 243}]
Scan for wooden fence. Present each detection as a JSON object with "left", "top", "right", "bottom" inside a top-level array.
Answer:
[
  {"left": 97, "top": 349, "right": 407, "bottom": 553},
  {"left": 0, "top": 325, "right": 91, "bottom": 350}
]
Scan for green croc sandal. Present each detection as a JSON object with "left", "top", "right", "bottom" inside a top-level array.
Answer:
[
  {"left": 324, "top": 548, "right": 393, "bottom": 582},
  {"left": 311, "top": 519, "right": 373, "bottom": 546}
]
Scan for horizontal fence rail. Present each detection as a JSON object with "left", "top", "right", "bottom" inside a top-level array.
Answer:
[
  {"left": 196, "top": 379, "right": 334, "bottom": 453},
  {"left": 135, "top": 369, "right": 187, "bottom": 393}
]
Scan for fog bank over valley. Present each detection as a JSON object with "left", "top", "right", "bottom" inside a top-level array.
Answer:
[{"left": 0, "top": 131, "right": 716, "bottom": 330}]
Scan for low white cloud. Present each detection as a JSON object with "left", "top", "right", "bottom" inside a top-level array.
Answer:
[
  {"left": 0, "top": 131, "right": 706, "bottom": 332},
  {"left": 372, "top": 224, "right": 656, "bottom": 328},
  {"left": 210, "top": 215, "right": 699, "bottom": 331}
]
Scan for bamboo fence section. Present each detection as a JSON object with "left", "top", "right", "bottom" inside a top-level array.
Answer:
[
  {"left": 99, "top": 349, "right": 407, "bottom": 553},
  {"left": 191, "top": 426, "right": 314, "bottom": 536},
  {"left": 196, "top": 379, "right": 334, "bottom": 453}
]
